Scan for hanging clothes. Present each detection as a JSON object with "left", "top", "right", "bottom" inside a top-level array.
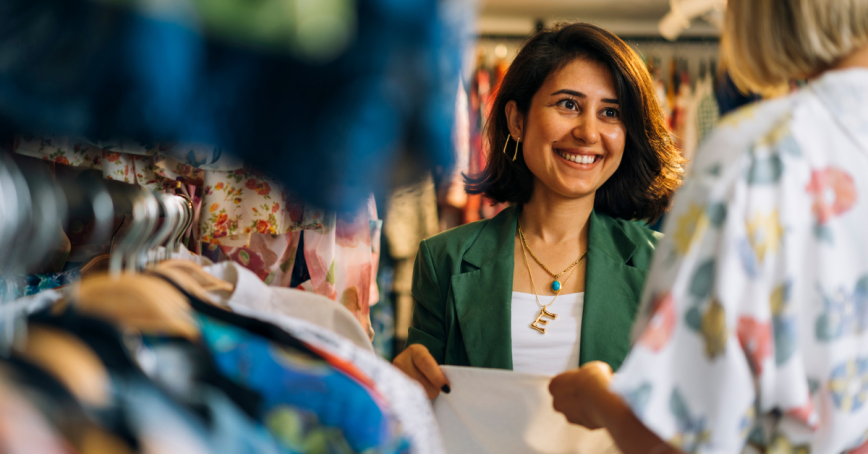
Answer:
[
  {"left": 202, "top": 260, "right": 373, "bottom": 351},
  {"left": 0, "top": 368, "right": 72, "bottom": 454},
  {"left": 301, "top": 196, "right": 382, "bottom": 341},
  {"left": 226, "top": 296, "right": 446, "bottom": 454},
  {"left": 190, "top": 305, "right": 409, "bottom": 454},
  {"left": 384, "top": 175, "right": 439, "bottom": 342},
  {"left": 0, "top": 269, "right": 80, "bottom": 303},
  {"left": 679, "top": 74, "right": 720, "bottom": 175},
  {"left": 5, "top": 270, "right": 416, "bottom": 454},
  {"left": 8, "top": 135, "right": 383, "bottom": 338}
]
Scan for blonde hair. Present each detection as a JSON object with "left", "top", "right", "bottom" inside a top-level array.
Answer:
[{"left": 723, "top": 0, "right": 868, "bottom": 94}]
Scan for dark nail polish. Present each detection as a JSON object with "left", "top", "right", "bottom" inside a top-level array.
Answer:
[{"left": 441, "top": 384, "right": 451, "bottom": 394}]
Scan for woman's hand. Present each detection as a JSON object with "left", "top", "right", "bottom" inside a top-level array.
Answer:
[
  {"left": 392, "top": 344, "right": 451, "bottom": 399},
  {"left": 549, "top": 361, "right": 615, "bottom": 429}
]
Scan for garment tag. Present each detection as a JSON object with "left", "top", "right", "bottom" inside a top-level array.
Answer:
[{"left": 433, "top": 366, "right": 619, "bottom": 454}]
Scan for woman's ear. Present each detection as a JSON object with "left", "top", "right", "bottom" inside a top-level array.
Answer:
[{"left": 505, "top": 100, "right": 524, "bottom": 140}]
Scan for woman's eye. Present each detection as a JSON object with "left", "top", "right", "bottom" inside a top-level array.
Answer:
[
  {"left": 559, "top": 99, "right": 578, "bottom": 111},
  {"left": 602, "top": 108, "right": 620, "bottom": 118}
]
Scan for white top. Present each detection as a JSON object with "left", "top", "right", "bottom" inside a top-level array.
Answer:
[
  {"left": 611, "top": 68, "right": 868, "bottom": 453},
  {"left": 511, "top": 291, "right": 583, "bottom": 376}
]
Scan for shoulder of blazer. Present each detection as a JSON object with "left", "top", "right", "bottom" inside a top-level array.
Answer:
[
  {"left": 420, "top": 206, "right": 517, "bottom": 270},
  {"left": 596, "top": 213, "right": 662, "bottom": 271}
]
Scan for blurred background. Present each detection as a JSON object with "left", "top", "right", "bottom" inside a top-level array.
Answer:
[
  {"left": 0, "top": 0, "right": 740, "bottom": 361},
  {"left": 0, "top": 1, "right": 757, "bottom": 452}
]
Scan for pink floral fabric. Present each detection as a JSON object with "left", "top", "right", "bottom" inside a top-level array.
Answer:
[
  {"left": 199, "top": 166, "right": 321, "bottom": 247},
  {"left": 303, "top": 196, "right": 381, "bottom": 340},
  {"left": 216, "top": 231, "right": 302, "bottom": 287}
]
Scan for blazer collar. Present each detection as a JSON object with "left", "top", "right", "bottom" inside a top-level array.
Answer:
[
  {"left": 462, "top": 205, "right": 518, "bottom": 270},
  {"left": 581, "top": 211, "right": 644, "bottom": 370},
  {"left": 450, "top": 206, "right": 518, "bottom": 369},
  {"left": 586, "top": 210, "right": 639, "bottom": 266}
]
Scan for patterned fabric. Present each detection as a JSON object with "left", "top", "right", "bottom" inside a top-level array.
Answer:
[
  {"left": 303, "top": 197, "right": 381, "bottom": 341},
  {"left": 195, "top": 312, "right": 407, "bottom": 454},
  {"left": 0, "top": 269, "right": 80, "bottom": 303},
  {"left": 200, "top": 166, "right": 322, "bottom": 247},
  {"left": 12, "top": 135, "right": 207, "bottom": 190},
  {"left": 229, "top": 304, "right": 444, "bottom": 454},
  {"left": 611, "top": 68, "right": 868, "bottom": 454}
]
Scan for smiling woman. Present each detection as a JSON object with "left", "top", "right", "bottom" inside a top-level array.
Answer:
[
  {"left": 467, "top": 22, "right": 682, "bottom": 220},
  {"left": 392, "top": 22, "right": 684, "bottom": 400}
]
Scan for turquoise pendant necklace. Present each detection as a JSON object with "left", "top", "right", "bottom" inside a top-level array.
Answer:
[{"left": 517, "top": 220, "right": 587, "bottom": 293}]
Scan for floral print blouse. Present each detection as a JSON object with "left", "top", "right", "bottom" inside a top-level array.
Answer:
[{"left": 611, "top": 69, "right": 868, "bottom": 453}]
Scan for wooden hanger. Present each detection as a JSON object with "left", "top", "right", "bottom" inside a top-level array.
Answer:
[
  {"left": 73, "top": 274, "right": 200, "bottom": 341},
  {"left": 148, "top": 265, "right": 226, "bottom": 308},
  {"left": 156, "top": 259, "right": 234, "bottom": 293},
  {"left": 15, "top": 325, "right": 110, "bottom": 407}
]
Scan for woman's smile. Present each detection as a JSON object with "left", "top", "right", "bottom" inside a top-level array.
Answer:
[{"left": 555, "top": 149, "right": 603, "bottom": 169}]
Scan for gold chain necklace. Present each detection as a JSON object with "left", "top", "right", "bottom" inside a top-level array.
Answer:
[
  {"left": 519, "top": 231, "right": 579, "bottom": 334},
  {"left": 517, "top": 219, "right": 587, "bottom": 293}
]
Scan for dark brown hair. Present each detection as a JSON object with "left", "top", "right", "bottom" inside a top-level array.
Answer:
[{"left": 465, "top": 22, "right": 683, "bottom": 222}]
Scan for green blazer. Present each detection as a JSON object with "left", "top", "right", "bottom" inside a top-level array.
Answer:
[{"left": 406, "top": 205, "right": 660, "bottom": 371}]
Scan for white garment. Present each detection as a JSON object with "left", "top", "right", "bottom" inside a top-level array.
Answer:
[
  {"left": 433, "top": 365, "right": 617, "bottom": 454},
  {"left": 511, "top": 292, "right": 583, "bottom": 376},
  {"left": 202, "top": 261, "right": 373, "bottom": 351}
]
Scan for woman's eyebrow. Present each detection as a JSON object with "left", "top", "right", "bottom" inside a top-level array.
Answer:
[{"left": 550, "top": 89, "right": 619, "bottom": 104}]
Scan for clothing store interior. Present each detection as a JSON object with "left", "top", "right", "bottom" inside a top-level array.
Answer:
[{"left": 3, "top": 0, "right": 868, "bottom": 453}]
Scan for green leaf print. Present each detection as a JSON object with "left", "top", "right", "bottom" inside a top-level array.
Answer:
[
  {"left": 706, "top": 203, "right": 727, "bottom": 228},
  {"left": 326, "top": 260, "right": 335, "bottom": 285},
  {"left": 745, "top": 154, "right": 783, "bottom": 184},
  {"left": 239, "top": 250, "right": 250, "bottom": 266},
  {"left": 689, "top": 260, "right": 716, "bottom": 300}
]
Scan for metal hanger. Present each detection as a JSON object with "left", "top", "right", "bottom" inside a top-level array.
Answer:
[
  {"left": 143, "top": 192, "right": 179, "bottom": 267},
  {"left": 171, "top": 194, "right": 194, "bottom": 254},
  {"left": 0, "top": 155, "right": 24, "bottom": 273}
]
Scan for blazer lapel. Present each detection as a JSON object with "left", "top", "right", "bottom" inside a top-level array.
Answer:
[
  {"left": 450, "top": 206, "right": 517, "bottom": 369},
  {"left": 580, "top": 211, "right": 646, "bottom": 370}
]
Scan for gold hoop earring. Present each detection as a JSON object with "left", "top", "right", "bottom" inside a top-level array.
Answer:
[
  {"left": 502, "top": 134, "right": 513, "bottom": 157},
  {"left": 513, "top": 137, "right": 520, "bottom": 161}
]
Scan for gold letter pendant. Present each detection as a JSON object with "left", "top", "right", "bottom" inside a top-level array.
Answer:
[{"left": 530, "top": 307, "right": 558, "bottom": 334}]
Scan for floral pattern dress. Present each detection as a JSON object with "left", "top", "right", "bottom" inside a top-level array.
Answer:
[{"left": 611, "top": 68, "right": 868, "bottom": 454}]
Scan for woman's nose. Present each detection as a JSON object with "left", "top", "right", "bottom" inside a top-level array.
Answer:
[{"left": 571, "top": 113, "right": 600, "bottom": 145}]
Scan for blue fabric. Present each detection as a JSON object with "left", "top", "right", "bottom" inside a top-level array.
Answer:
[
  {"left": 0, "top": 269, "right": 80, "bottom": 302},
  {"left": 196, "top": 313, "right": 406, "bottom": 454},
  {"left": 202, "top": 386, "right": 285, "bottom": 454},
  {"left": 0, "top": 0, "right": 469, "bottom": 211}
]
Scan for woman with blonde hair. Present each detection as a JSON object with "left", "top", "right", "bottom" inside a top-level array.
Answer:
[{"left": 549, "top": 0, "right": 868, "bottom": 453}]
